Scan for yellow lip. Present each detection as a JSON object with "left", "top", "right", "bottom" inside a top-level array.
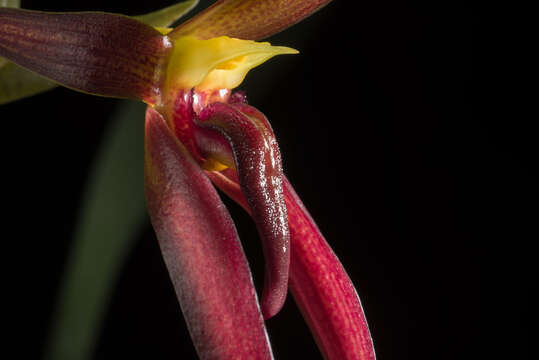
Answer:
[{"left": 164, "top": 35, "right": 298, "bottom": 93}]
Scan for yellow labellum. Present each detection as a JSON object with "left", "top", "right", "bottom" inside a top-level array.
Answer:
[{"left": 165, "top": 35, "right": 298, "bottom": 92}]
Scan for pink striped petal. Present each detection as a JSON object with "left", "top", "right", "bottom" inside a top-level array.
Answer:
[
  {"left": 196, "top": 102, "right": 290, "bottom": 320},
  {"left": 171, "top": 0, "right": 334, "bottom": 40},
  {"left": 144, "top": 107, "right": 273, "bottom": 359}
]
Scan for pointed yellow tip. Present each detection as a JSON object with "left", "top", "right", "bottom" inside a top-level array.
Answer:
[
  {"left": 201, "top": 158, "right": 229, "bottom": 171},
  {"left": 154, "top": 27, "right": 174, "bottom": 35},
  {"left": 164, "top": 36, "right": 298, "bottom": 92}
]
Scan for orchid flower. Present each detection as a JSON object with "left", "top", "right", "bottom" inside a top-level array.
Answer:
[{"left": 1, "top": 1, "right": 375, "bottom": 359}]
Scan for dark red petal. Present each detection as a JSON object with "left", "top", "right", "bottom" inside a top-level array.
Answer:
[
  {"left": 170, "top": 0, "right": 334, "bottom": 40},
  {"left": 0, "top": 8, "right": 171, "bottom": 104},
  {"left": 206, "top": 169, "right": 376, "bottom": 359},
  {"left": 196, "top": 102, "right": 290, "bottom": 320},
  {"left": 144, "top": 107, "right": 273, "bottom": 359}
]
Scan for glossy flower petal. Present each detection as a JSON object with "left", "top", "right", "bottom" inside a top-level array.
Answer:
[
  {"left": 196, "top": 101, "right": 290, "bottom": 319},
  {"left": 145, "top": 106, "right": 273, "bottom": 359}
]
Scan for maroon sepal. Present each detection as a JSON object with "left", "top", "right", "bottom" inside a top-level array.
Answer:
[
  {"left": 284, "top": 178, "right": 376, "bottom": 360},
  {"left": 171, "top": 0, "right": 334, "bottom": 40},
  {"left": 207, "top": 169, "right": 376, "bottom": 359},
  {"left": 196, "top": 102, "right": 290, "bottom": 320},
  {"left": 144, "top": 107, "right": 273, "bottom": 359},
  {"left": 0, "top": 8, "right": 171, "bottom": 104}
]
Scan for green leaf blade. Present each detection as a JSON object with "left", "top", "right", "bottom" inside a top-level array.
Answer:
[
  {"left": 0, "top": 0, "right": 21, "bottom": 8},
  {"left": 0, "top": 62, "right": 57, "bottom": 104},
  {"left": 45, "top": 101, "right": 147, "bottom": 360},
  {"left": 134, "top": 0, "right": 198, "bottom": 28}
]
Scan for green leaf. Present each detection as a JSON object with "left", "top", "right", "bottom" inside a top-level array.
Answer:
[
  {"left": 0, "top": 0, "right": 21, "bottom": 8},
  {"left": 44, "top": 101, "right": 147, "bottom": 360},
  {"left": 0, "top": 61, "right": 57, "bottom": 104},
  {"left": 134, "top": 0, "right": 198, "bottom": 28},
  {"left": 0, "top": 1, "right": 199, "bottom": 104}
]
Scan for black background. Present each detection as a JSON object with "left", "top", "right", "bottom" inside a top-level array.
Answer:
[{"left": 3, "top": 1, "right": 532, "bottom": 360}]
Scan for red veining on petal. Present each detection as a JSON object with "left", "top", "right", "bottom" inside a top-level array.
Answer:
[
  {"left": 206, "top": 169, "right": 376, "bottom": 359},
  {"left": 284, "top": 179, "right": 376, "bottom": 360},
  {"left": 0, "top": 8, "right": 172, "bottom": 104},
  {"left": 144, "top": 107, "right": 273, "bottom": 359},
  {"left": 171, "top": 0, "right": 334, "bottom": 40},
  {"left": 197, "top": 102, "right": 290, "bottom": 320}
]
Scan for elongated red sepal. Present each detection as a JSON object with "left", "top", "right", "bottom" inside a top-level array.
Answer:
[
  {"left": 171, "top": 0, "right": 333, "bottom": 40},
  {"left": 284, "top": 179, "right": 376, "bottom": 360},
  {"left": 197, "top": 102, "right": 290, "bottom": 320},
  {"left": 144, "top": 107, "right": 273, "bottom": 359},
  {"left": 206, "top": 169, "right": 376, "bottom": 359},
  {"left": 0, "top": 8, "right": 171, "bottom": 104}
]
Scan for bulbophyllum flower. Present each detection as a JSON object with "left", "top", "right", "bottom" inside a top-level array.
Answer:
[{"left": 1, "top": 1, "right": 376, "bottom": 359}]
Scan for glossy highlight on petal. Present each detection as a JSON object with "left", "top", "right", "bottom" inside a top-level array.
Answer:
[
  {"left": 144, "top": 107, "right": 273, "bottom": 359},
  {"left": 171, "top": 0, "right": 334, "bottom": 40},
  {"left": 197, "top": 102, "right": 290, "bottom": 319},
  {"left": 206, "top": 170, "right": 376, "bottom": 359},
  {"left": 0, "top": 8, "right": 172, "bottom": 104}
]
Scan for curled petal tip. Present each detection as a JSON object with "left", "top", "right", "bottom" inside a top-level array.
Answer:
[{"left": 196, "top": 102, "right": 290, "bottom": 319}]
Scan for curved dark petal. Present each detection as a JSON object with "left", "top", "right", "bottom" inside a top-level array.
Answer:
[
  {"left": 144, "top": 107, "right": 273, "bottom": 359},
  {"left": 196, "top": 102, "right": 290, "bottom": 319},
  {"left": 0, "top": 8, "right": 172, "bottom": 104},
  {"left": 170, "top": 0, "right": 334, "bottom": 40},
  {"left": 206, "top": 169, "right": 376, "bottom": 359}
]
